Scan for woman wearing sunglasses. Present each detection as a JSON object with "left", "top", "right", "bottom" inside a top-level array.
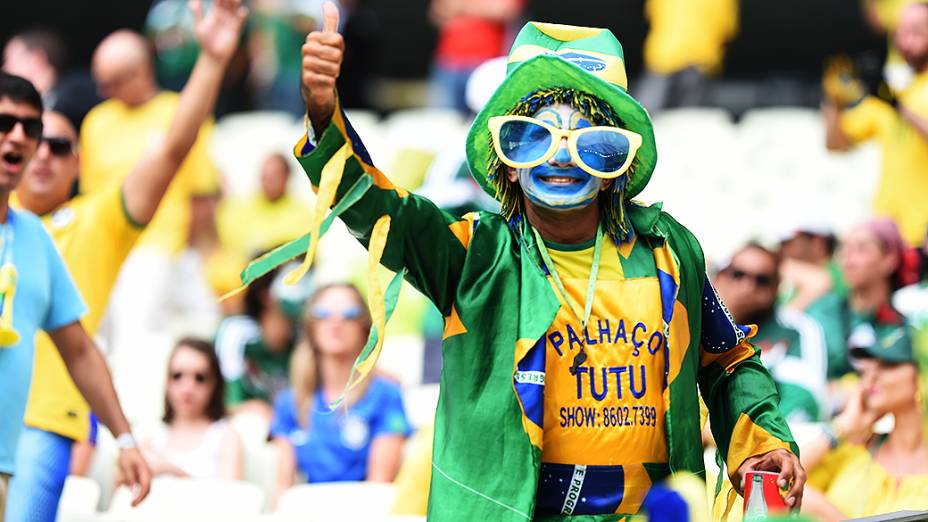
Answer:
[
  {"left": 268, "top": 5, "right": 804, "bottom": 518},
  {"left": 139, "top": 338, "right": 243, "bottom": 480},
  {"left": 806, "top": 218, "right": 918, "bottom": 381},
  {"left": 270, "top": 284, "right": 411, "bottom": 498}
]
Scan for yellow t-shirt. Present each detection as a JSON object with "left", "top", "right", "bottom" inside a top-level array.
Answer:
[
  {"left": 841, "top": 72, "right": 928, "bottom": 245},
  {"left": 80, "top": 91, "right": 217, "bottom": 254},
  {"left": 18, "top": 183, "right": 142, "bottom": 441},
  {"left": 217, "top": 194, "right": 312, "bottom": 257},
  {"left": 808, "top": 442, "right": 928, "bottom": 517},
  {"left": 537, "top": 236, "right": 668, "bottom": 516},
  {"left": 643, "top": 0, "right": 738, "bottom": 74}
]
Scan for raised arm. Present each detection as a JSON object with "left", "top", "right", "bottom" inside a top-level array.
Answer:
[
  {"left": 296, "top": 2, "right": 470, "bottom": 313},
  {"left": 121, "top": 0, "right": 247, "bottom": 225}
]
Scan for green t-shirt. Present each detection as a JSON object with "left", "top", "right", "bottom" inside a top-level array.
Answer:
[
  {"left": 754, "top": 309, "right": 827, "bottom": 423},
  {"left": 215, "top": 315, "right": 294, "bottom": 405},
  {"left": 807, "top": 291, "right": 915, "bottom": 379}
]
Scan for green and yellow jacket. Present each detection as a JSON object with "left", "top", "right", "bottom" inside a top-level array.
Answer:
[{"left": 289, "top": 105, "right": 797, "bottom": 521}]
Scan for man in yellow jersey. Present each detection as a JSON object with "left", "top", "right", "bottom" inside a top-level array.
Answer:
[
  {"left": 79, "top": 19, "right": 221, "bottom": 353},
  {"left": 825, "top": 1, "right": 928, "bottom": 245},
  {"left": 267, "top": 5, "right": 806, "bottom": 518},
  {"left": 6, "top": 2, "right": 247, "bottom": 520},
  {"left": 218, "top": 152, "right": 312, "bottom": 257}
]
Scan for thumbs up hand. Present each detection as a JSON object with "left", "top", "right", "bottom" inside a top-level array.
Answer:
[{"left": 302, "top": 1, "right": 344, "bottom": 134}]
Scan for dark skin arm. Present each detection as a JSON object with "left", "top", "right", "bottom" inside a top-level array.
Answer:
[
  {"left": 48, "top": 322, "right": 150, "bottom": 506},
  {"left": 734, "top": 448, "right": 807, "bottom": 509}
]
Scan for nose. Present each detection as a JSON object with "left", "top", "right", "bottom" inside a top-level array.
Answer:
[
  {"left": 547, "top": 137, "right": 573, "bottom": 167},
  {"left": 34, "top": 140, "right": 50, "bottom": 160},
  {"left": 5, "top": 121, "right": 28, "bottom": 144}
]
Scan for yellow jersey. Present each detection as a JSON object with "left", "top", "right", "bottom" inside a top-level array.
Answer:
[
  {"left": 643, "top": 0, "right": 738, "bottom": 74},
  {"left": 18, "top": 183, "right": 142, "bottom": 441},
  {"left": 808, "top": 441, "right": 928, "bottom": 517},
  {"left": 841, "top": 71, "right": 928, "bottom": 245},
  {"left": 535, "top": 234, "right": 669, "bottom": 516},
  {"left": 79, "top": 91, "right": 217, "bottom": 254},
  {"left": 217, "top": 194, "right": 312, "bottom": 257}
]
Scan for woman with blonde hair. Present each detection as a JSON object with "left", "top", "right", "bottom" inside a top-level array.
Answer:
[{"left": 270, "top": 284, "right": 411, "bottom": 495}]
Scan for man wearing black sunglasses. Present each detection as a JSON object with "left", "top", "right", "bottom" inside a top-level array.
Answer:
[
  {"left": 715, "top": 243, "right": 828, "bottom": 425},
  {"left": 4, "top": 1, "right": 248, "bottom": 521},
  {"left": 0, "top": 73, "right": 152, "bottom": 519}
]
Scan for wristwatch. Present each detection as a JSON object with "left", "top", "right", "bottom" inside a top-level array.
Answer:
[{"left": 115, "top": 432, "right": 137, "bottom": 450}]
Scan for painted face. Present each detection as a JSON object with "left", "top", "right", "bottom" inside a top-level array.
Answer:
[{"left": 514, "top": 103, "right": 605, "bottom": 211}]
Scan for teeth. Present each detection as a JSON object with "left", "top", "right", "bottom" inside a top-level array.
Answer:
[{"left": 543, "top": 176, "right": 577, "bottom": 183}]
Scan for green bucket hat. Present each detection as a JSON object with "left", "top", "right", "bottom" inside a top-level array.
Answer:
[{"left": 465, "top": 22, "right": 657, "bottom": 201}]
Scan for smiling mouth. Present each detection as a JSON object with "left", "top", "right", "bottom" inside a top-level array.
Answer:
[{"left": 540, "top": 175, "right": 582, "bottom": 185}]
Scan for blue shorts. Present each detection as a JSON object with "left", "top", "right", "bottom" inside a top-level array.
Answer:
[{"left": 5, "top": 427, "right": 73, "bottom": 522}]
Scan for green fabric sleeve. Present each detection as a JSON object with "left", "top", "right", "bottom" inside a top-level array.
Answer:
[
  {"left": 295, "top": 110, "right": 469, "bottom": 314},
  {"left": 699, "top": 350, "right": 798, "bottom": 476}
]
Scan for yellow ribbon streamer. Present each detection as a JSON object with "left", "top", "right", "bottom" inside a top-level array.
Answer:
[
  {"left": 346, "top": 214, "right": 391, "bottom": 390},
  {"left": 0, "top": 263, "right": 20, "bottom": 347},
  {"left": 283, "top": 141, "right": 353, "bottom": 286}
]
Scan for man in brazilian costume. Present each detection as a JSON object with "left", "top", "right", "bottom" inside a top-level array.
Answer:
[{"left": 254, "top": 7, "right": 805, "bottom": 520}]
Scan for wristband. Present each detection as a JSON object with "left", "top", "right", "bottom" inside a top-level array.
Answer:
[{"left": 115, "top": 432, "right": 137, "bottom": 450}]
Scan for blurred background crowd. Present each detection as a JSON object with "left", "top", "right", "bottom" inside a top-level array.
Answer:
[{"left": 3, "top": 0, "right": 928, "bottom": 520}]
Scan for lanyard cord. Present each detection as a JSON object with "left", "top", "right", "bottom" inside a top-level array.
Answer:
[{"left": 531, "top": 224, "right": 603, "bottom": 374}]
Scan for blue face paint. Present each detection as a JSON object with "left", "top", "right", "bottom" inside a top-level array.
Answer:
[
  {"left": 516, "top": 104, "right": 602, "bottom": 211},
  {"left": 518, "top": 162, "right": 602, "bottom": 210}
]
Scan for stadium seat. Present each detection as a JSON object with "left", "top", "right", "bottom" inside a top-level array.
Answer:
[
  {"left": 108, "top": 477, "right": 265, "bottom": 519},
  {"left": 275, "top": 482, "right": 396, "bottom": 520},
  {"left": 403, "top": 384, "right": 439, "bottom": 430},
  {"left": 57, "top": 475, "right": 101, "bottom": 521}
]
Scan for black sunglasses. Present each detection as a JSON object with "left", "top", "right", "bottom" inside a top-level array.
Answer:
[
  {"left": 0, "top": 113, "right": 43, "bottom": 140},
  {"left": 41, "top": 136, "right": 74, "bottom": 156},
  {"left": 728, "top": 268, "right": 776, "bottom": 288},
  {"left": 170, "top": 371, "right": 209, "bottom": 384}
]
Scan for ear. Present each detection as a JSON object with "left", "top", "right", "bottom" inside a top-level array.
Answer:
[
  {"left": 599, "top": 178, "right": 614, "bottom": 192},
  {"left": 505, "top": 166, "right": 519, "bottom": 183},
  {"left": 881, "top": 250, "right": 900, "bottom": 278}
]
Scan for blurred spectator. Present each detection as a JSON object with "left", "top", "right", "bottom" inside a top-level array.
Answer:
[
  {"left": 271, "top": 284, "right": 410, "bottom": 495},
  {"left": 427, "top": 0, "right": 524, "bottom": 114},
  {"left": 863, "top": 0, "right": 914, "bottom": 93},
  {"left": 807, "top": 219, "right": 912, "bottom": 381},
  {"left": 2, "top": 29, "right": 101, "bottom": 129},
  {"left": 248, "top": 0, "right": 322, "bottom": 114},
  {"left": 823, "top": 2, "right": 928, "bottom": 245},
  {"left": 189, "top": 190, "right": 249, "bottom": 317},
  {"left": 714, "top": 243, "right": 828, "bottom": 424},
  {"left": 141, "top": 338, "right": 244, "bottom": 480},
  {"left": 635, "top": 0, "right": 738, "bottom": 112},
  {"left": 779, "top": 224, "right": 844, "bottom": 311},
  {"left": 893, "top": 233, "right": 928, "bottom": 367},
  {"left": 145, "top": 0, "right": 200, "bottom": 92},
  {"left": 82, "top": 29, "right": 220, "bottom": 358},
  {"left": 218, "top": 152, "right": 312, "bottom": 257},
  {"left": 145, "top": 0, "right": 253, "bottom": 116},
  {"left": 215, "top": 264, "right": 298, "bottom": 419},
  {"left": 801, "top": 339, "right": 926, "bottom": 520}
]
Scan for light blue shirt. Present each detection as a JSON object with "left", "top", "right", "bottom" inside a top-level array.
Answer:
[{"left": 0, "top": 208, "right": 85, "bottom": 474}]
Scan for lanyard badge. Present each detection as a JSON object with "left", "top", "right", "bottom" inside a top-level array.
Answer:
[
  {"left": 0, "top": 219, "right": 20, "bottom": 347},
  {"left": 532, "top": 224, "right": 603, "bottom": 375}
]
